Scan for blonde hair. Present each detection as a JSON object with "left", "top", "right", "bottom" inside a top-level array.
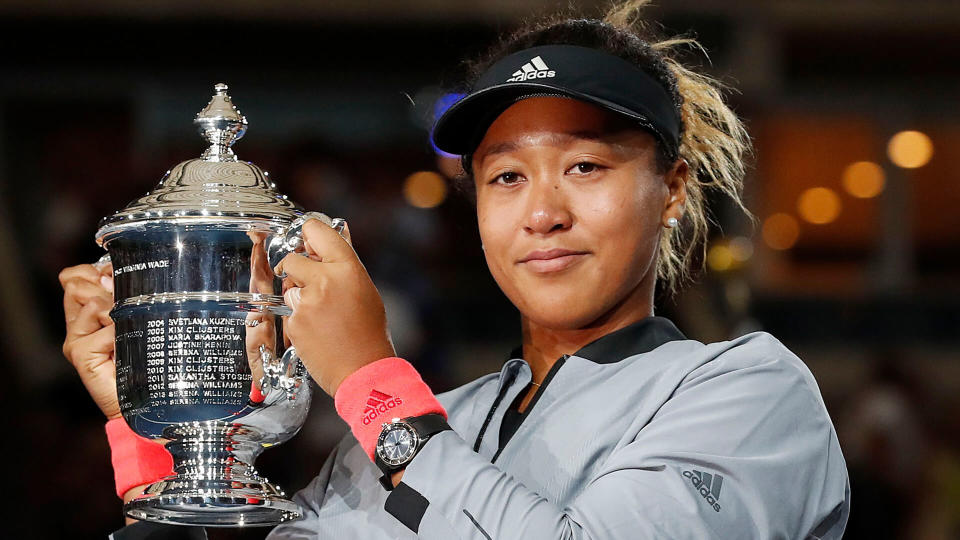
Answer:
[{"left": 607, "top": 1, "right": 752, "bottom": 291}]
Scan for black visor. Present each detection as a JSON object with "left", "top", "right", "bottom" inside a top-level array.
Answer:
[{"left": 432, "top": 44, "right": 682, "bottom": 158}]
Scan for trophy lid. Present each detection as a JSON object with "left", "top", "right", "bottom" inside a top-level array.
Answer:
[{"left": 96, "top": 83, "right": 303, "bottom": 245}]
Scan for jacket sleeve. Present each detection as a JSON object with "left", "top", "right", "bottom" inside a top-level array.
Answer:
[
  {"left": 264, "top": 442, "right": 341, "bottom": 539},
  {"left": 384, "top": 343, "right": 850, "bottom": 539},
  {"left": 267, "top": 432, "right": 419, "bottom": 539}
]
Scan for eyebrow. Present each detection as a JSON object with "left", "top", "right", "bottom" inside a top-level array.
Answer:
[{"left": 477, "top": 130, "right": 604, "bottom": 164}]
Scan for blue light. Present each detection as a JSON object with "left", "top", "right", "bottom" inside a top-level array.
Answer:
[{"left": 430, "top": 92, "right": 465, "bottom": 158}]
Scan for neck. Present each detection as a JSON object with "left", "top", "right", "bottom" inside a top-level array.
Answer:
[{"left": 520, "top": 280, "right": 655, "bottom": 384}]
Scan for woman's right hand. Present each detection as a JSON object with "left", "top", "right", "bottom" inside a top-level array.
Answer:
[{"left": 59, "top": 261, "right": 121, "bottom": 420}]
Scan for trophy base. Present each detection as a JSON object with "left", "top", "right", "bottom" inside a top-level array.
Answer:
[{"left": 124, "top": 476, "right": 301, "bottom": 527}]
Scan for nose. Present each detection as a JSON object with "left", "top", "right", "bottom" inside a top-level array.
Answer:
[{"left": 523, "top": 178, "right": 573, "bottom": 235}]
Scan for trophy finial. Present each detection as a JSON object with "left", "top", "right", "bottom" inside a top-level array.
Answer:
[{"left": 194, "top": 82, "right": 248, "bottom": 162}]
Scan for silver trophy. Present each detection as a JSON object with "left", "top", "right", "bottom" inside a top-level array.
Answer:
[{"left": 95, "top": 84, "right": 342, "bottom": 526}]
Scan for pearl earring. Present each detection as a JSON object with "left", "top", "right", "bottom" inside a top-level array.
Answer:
[{"left": 666, "top": 217, "right": 679, "bottom": 228}]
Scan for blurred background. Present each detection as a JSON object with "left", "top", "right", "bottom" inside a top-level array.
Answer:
[{"left": 1, "top": 0, "right": 957, "bottom": 538}]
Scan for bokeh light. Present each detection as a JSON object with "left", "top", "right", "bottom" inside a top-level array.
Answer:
[
  {"left": 762, "top": 213, "right": 800, "bottom": 250},
  {"left": 729, "top": 236, "right": 754, "bottom": 262},
  {"left": 707, "top": 244, "right": 734, "bottom": 272},
  {"left": 797, "top": 187, "right": 842, "bottom": 225},
  {"left": 887, "top": 130, "right": 933, "bottom": 169},
  {"left": 842, "top": 161, "right": 885, "bottom": 198},
  {"left": 403, "top": 171, "right": 448, "bottom": 208}
]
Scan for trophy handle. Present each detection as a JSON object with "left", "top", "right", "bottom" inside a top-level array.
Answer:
[
  {"left": 258, "top": 344, "right": 305, "bottom": 400},
  {"left": 267, "top": 212, "right": 347, "bottom": 277}
]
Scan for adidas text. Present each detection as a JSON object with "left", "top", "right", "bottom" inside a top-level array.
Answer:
[
  {"left": 682, "top": 470, "right": 723, "bottom": 512},
  {"left": 507, "top": 70, "right": 556, "bottom": 82},
  {"left": 362, "top": 394, "right": 403, "bottom": 425},
  {"left": 507, "top": 56, "right": 556, "bottom": 82}
]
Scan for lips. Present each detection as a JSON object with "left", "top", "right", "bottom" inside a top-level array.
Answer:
[{"left": 517, "top": 248, "right": 590, "bottom": 273}]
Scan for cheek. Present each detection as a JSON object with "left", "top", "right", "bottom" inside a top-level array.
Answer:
[
  {"left": 476, "top": 202, "right": 511, "bottom": 276},
  {"left": 584, "top": 182, "right": 651, "bottom": 239},
  {"left": 476, "top": 198, "right": 533, "bottom": 308},
  {"left": 583, "top": 178, "right": 662, "bottom": 269}
]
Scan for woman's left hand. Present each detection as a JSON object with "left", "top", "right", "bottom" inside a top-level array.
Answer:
[{"left": 275, "top": 217, "right": 396, "bottom": 396}]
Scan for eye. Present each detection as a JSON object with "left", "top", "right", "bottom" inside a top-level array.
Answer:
[
  {"left": 567, "top": 162, "right": 602, "bottom": 175},
  {"left": 490, "top": 171, "right": 523, "bottom": 185}
]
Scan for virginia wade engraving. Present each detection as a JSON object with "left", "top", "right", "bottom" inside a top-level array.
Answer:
[{"left": 114, "top": 258, "right": 170, "bottom": 275}]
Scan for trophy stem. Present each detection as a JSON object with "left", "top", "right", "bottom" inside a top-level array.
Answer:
[{"left": 123, "top": 422, "right": 301, "bottom": 527}]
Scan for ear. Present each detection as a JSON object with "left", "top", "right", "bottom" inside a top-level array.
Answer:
[{"left": 661, "top": 158, "right": 688, "bottom": 226}]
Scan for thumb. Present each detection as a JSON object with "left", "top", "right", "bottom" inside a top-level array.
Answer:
[{"left": 301, "top": 217, "right": 355, "bottom": 263}]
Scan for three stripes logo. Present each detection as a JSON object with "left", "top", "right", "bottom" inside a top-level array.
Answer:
[
  {"left": 506, "top": 56, "right": 556, "bottom": 82},
  {"left": 682, "top": 469, "right": 723, "bottom": 512},
  {"left": 361, "top": 390, "right": 403, "bottom": 425}
]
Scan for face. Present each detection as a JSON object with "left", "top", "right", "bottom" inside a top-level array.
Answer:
[{"left": 472, "top": 97, "right": 686, "bottom": 330}]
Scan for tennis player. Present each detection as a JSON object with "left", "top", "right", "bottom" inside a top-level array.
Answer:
[{"left": 61, "top": 2, "right": 850, "bottom": 538}]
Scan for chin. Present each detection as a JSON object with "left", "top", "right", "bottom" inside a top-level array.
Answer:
[{"left": 516, "top": 294, "right": 609, "bottom": 331}]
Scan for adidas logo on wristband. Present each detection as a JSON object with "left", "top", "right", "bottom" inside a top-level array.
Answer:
[{"left": 362, "top": 389, "right": 403, "bottom": 425}]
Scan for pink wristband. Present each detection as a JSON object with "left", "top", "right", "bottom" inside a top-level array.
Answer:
[
  {"left": 105, "top": 417, "right": 174, "bottom": 498},
  {"left": 334, "top": 357, "right": 447, "bottom": 461}
]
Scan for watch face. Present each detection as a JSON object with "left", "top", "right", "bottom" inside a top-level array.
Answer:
[{"left": 377, "top": 422, "right": 420, "bottom": 467}]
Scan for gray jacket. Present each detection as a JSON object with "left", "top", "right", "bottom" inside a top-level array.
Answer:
[{"left": 269, "top": 317, "right": 849, "bottom": 539}]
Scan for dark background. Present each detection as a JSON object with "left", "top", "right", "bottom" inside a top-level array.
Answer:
[{"left": 2, "top": 1, "right": 957, "bottom": 538}]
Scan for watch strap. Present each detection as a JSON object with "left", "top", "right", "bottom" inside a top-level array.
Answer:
[{"left": 406, "top": 413, "right": 451, "bottom": 438}]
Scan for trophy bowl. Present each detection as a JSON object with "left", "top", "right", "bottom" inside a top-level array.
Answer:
[{"left": 95, "top": 84, "right": 340, "bottom": 527}]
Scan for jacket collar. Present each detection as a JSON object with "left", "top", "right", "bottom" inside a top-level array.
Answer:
[
  {"left": 508, "top": 316, "right": 686, "bottom": 365},
  {"left": 574, "top": 316, "right": 685, "bottom": 363}
]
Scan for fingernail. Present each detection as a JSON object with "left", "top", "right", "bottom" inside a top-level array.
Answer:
[{"left": 100, "top": 275, "right": 114, "bottom": 292}]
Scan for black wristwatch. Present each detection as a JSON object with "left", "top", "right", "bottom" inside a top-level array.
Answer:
[{"left": 374, "top": 413, "right": 451, "bottom": 490}]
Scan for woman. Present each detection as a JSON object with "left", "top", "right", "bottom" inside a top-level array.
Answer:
[{"left": 61, "top": 2, "right": 850, "bottom": 538}]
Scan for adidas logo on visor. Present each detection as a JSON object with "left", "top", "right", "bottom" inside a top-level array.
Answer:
[{"left": 506, "top": 55, "right": 556, "bottom": 82}]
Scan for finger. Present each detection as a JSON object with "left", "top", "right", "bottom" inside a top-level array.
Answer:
[
  {"left": 300, "top": 217, "right": 355, "bottom": 263},
  {"left": 304, "top": 220, "right": 352, "bottom": 258},
  {"left": 63, "top": 279, "right": 113, "bottom": 323},
  {"left": 302, "top": 233, "right": 321, "bottom": 260},
  {"left": 244, "top": 314, "right": 276, "bottom": 356},
  {"left": 64, "top": 323, "right": 115, "bottom": 371},
  {"left": 249, "top": 249, "right": 276, "bottom": 294},
  {"left": 66, "top": 297, "right": 114, "bottom": 341},
  {"left": 59, "top": 264, "right": 103, "bottom": 287},
  {"left": 72, "top": 324, "right": 116, "bottom": 359},
  {"left": 94, "top": 261, "right": 115, "bottom": 292},
  {"left": 274, "top": 252, "right": 321, "bottom": 287},
  {"left": 283, "top": 286, "right": 302, "bottom": 311}
]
